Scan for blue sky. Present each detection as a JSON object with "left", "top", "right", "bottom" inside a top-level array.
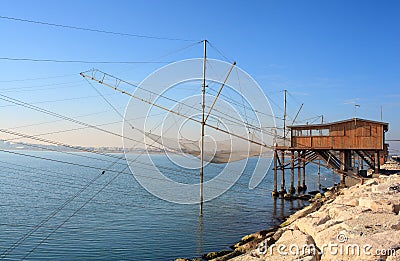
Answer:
[{"left": 0, "top": 0, "right": 399, "bottom": 151}]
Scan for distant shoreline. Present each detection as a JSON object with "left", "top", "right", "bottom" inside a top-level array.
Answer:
[{"left": 0, "top": 147, "right": 274, "bottom": 157}]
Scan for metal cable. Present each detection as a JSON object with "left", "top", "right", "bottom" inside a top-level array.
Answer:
[{"left": 0, "top": 15, "right": 197, "bottom": 42}]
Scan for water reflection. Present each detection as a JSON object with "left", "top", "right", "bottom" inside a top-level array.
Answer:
[
  {"left": 289, "top": 199, "right": 294, "bottom": 211},
  {"left": 271, "top": 198, "right": 308, "bottom": 225},
  {"left": 279, "top": 198, "right": 285, "bottom": 221},
  {"left": 196, "top": 214, "right": 203, "bottom": 257}
]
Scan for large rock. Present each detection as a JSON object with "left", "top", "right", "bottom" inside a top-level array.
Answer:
[
  {"left": 344, "top": 212, "right": 400, "bottom": 237},
  {"left": 203, "top": 250, "right": 233, "bottom": 260},
  {"left": 320, "top": 230, "right": 400, "bottom": 261},
  {"left": 225, "top": 174, "right": 400, "bottom": 261},
  {"left": 230, "top": 229, "right": 318, "bottom": 261},
  {"left": 358, "top": 195, "right": 400, "bottom": 214},
  {"left": 228, "top": 254, "right": 259, "bottom": 261},
  {"left": 292, "top": 209, "right": 331, "bottom": 239},
  {"left": 259, "top": 229, "right": 318, "bottom": 260},
  {"left": 279, "top": 202, "right": 321, "bottom": 228}
]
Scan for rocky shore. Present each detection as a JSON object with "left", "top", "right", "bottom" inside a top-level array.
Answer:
[{"left": 179, "top": 173, "right": 400, "bottom": 261}]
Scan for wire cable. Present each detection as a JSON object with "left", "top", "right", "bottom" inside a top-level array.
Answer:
[
  {"left": 0, "top": 15, "right": 197, "bottom": 42},
  {"left": 208, "top": 41, "right": 232, "bottom": 63},
  {"left": 0, "top": 93, "right": 162, "bottom": 150},
  {"left": 0, "top": 57, "right": 173, "bottom": 64},
  {"left": 0, "top": 156, "right": 121, "bottom": 258}
]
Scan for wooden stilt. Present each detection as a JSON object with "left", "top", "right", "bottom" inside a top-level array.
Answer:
[
  {"left": 374, "top": 151, "right": 380, "bottom": 173},
  {"left": 296, "top": 151, "right": 302, "bottom": 194},
  {"left": 289, "top": 150, "right": 295, "bottom": 194},
  {"left": 272, "top": 150, "right": 278, "bottom": 197},
  {"left": 279, "top": 150, "right": 286, "bottom": 197},
  {"left": 302, "top": 155, "right": 306, "bottom": 191}
]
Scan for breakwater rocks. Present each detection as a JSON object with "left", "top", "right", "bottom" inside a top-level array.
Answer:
[{"left": 202, "top": 174, "right": 400, "bottom": 261}]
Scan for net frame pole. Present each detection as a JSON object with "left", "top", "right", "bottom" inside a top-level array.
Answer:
[
  {"left": 204, "top": 61, "right": 236, "bottom": 123},
  {"left": 200, "top": 40, "right": 207, "bottom": 216}
]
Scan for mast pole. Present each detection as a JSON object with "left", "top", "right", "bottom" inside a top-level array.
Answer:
[
  {"left": 283, "top": 90, "right": 287, "bottom": 146},
  {"left": 200, "top": 39, "right": 207, "bottom": 216}
]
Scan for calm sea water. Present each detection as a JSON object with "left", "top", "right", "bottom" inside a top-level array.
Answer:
[{"left": 0, "top": 151, "right": 339, "bottom": 260}]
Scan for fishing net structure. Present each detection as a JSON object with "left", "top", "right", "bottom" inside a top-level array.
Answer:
[
  {"left": 123, "top": 58, "right": 275, "bottom": 164},
  {"left": 142, "top": 129, "right": 268, "bottom": 164},
  {"left": 87, "top": 58, "right": 276, "bottom": 203}
]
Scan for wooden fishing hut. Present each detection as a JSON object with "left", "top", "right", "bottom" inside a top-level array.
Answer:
[{"left": 272, "top": 118, "right": 389, "bottom": 198}]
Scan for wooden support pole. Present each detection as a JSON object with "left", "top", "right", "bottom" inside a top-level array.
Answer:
[
  {"left": 318, "top": 160, "right": 321, "bottom": 190},
  {"left": 340, "top": 151, "right": 345, "bottom": 172},
  {"left": 374, "top": 151, "right": 380, "bottom": 173},
  {"left": 340, "top": 174, "right": 346, "bottom": 186},
  {"left": 199, "top": 39, "right": 207, "bottom": 216},
  {"left": 289, "top": 150, "right": 295, "bottom": 194},
  {"left": 296, "top": 151, "right": 302, "bottom": 194},
  {"left": 272, "top": 150, "right": 278, "bottom": 197},
  {"left": 302, "top": 155, "right": 307, "bottom": 191},
  {"left": 346, "top": 150, "right": 352, "bottom": 170},
  {"left": 377, "top": 151, "right": 380, "bottom": 171},
  {"left": 280, "top": 150, "right": 286, "bottom": 196},
  {"left": 338, "top": 151, "right": 345, "bottom": 186}
]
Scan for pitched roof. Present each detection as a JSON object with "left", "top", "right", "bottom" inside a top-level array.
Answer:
[{"left": 288, "top": 118, "right": 389, "bottom": 131}]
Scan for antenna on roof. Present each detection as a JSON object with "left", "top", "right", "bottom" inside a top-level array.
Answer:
[{"left": 354, "top": 104, "right": 360, "bottom": 126}]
